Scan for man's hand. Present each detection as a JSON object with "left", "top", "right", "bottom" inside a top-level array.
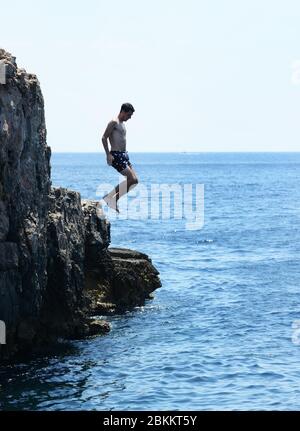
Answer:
[{"left": 106, "top": 153, "right": 114, "bottom": 166}]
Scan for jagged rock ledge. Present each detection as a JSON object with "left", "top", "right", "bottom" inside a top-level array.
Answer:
[{"left": 0, "top": 49, "right": 161, "bottom": 361}]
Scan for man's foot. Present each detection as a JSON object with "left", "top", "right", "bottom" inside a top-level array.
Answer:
[{"left": 102, "top": 195, "right": 120, "bottom": 213}]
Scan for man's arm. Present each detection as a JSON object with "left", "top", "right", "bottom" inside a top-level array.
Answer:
[{"left": 102, "top": 120, "right": 117, "bottom": 165}]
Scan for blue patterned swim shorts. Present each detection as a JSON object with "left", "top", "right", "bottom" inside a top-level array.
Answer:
[{"left": 110, "top": 151, "right": 132, "bottom": 173}]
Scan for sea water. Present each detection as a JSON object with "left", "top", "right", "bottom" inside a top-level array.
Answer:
[{"left": 1, "top": 152, "right": 300, "bottom": 411}]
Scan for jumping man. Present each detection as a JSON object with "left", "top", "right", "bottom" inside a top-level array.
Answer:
[{"left": 101, "top": 103, "right": 138, "bottom": 213}]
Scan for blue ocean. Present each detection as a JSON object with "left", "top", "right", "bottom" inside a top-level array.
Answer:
[{"left": 1, "top": 152, "right": 300, "bottom": 411}]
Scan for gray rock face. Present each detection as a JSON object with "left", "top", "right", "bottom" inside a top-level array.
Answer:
[
  {"left": 82, "top": 199, "right": 111, "bottom": 270},
  {"left": 0, "top": 49, "right": 161, "bottom": 361},
  {"left": 85, "top": 247, "right": 162, "bottom": 315},
  {"left": 0, "top": 49, "right": 51, "bottom": 357},
  {"left": 43, "top": 187, "right": 86, "bottom": 335}
]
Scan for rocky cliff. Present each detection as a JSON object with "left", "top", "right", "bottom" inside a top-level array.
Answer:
[{"left": 0, "top": 49, "right": 161, "bottom": 361}]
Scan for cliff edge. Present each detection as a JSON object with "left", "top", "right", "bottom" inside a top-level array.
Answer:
[{"left": 0, "top": 49, "right": 161, "bottom": 361}]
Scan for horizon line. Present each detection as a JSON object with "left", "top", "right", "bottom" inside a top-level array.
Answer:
[{"left": 51, "top": 151, "right": 300, "bottom": 154}]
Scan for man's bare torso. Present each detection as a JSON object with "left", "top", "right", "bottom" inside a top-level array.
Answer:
[{"left": 107, "top": 119, "right": 127, "bottom": 152}]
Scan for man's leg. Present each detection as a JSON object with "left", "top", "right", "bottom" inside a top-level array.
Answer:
[
  {"left": 114, "top": 166, "right": 138, "bottom": 202},
  {"left": 103, "top": 166, "right": 138, "bottom": 211}
]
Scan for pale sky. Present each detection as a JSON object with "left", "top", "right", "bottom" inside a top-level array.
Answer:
[{"left": 1, "top": 0, "right": 300, "bottom": 152}]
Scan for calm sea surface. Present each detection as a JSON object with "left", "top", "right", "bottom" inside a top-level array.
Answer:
[{"left": 1, "top": 152, "right": 300, "bottom": 410}]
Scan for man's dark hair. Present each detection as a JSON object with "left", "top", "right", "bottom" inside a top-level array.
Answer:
[{"left": 120, "top": 103, "right": 135, "bottom": 113}]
